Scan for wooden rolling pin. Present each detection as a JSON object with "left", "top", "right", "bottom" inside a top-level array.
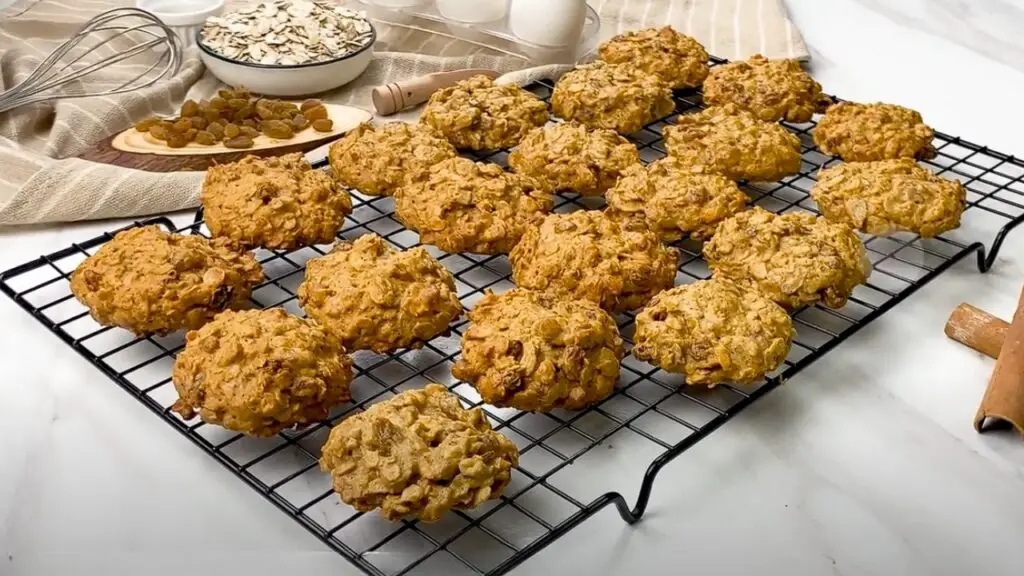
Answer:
[
  {"left": 371, "top": 69, "right": 501, "bottom": 116},
  {"left": 944, "top": 303, "right": 1009, "bottom": 359},
  {"left": 955, "top": 287, "right": 1024, "bottom": 435}
]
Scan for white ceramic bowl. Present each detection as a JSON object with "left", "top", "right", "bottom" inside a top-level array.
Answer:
[
  {"left": 136, "top": 0, "right": 224, "bottom": 48},
  {"left": 195, "top": 26, "right": 376, "bottom": 97}
]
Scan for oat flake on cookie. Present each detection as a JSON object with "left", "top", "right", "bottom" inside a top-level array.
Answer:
[{"left": 200, "top": 0, "right": 373, "bottom": 66}]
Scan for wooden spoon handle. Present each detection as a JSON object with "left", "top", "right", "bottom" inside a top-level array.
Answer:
[{"left": 371, "top": 68, "right": 501, "bottom": 116}]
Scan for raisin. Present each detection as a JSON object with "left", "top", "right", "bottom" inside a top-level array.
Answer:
[
  {"left": 207, "top": 121, "right": 224, "bottom": 139},
  {"left": 224, "top": 123, "right": 240, "bottom": 138},
  {"left": 185, "top": 128, "right": 198, "bottom": 142},
  {"left": 240, "top": 126, "right": 259, "bottom": 138},
  {"left": 303, "top": 105, "right": 328, "bottom": 121},
  {"left": 134, "top": 117, "right": 160, "bottom": 132},
  {"left": 209, "top": 96, "right": 228, "bottom": 110},
  {"left": 262, "top": 119, "right": 294, "bottom": 139},
  {"left": 235, "top": 105, "right": 253, "bottom": 120},
  {"left": 228, "top": 98, "right": 249, "bottom": 109},
  {"left": 204, "top": 109, "right": 221, "bottom": 123},
  {"left": 300, "top": 99, "right": 322, "bottom": 112},
  {"left": 181, "top": 99, "right": 199, "bottom": 117},
  {"left": 255, "top": 100, "right": 277, "bottom": 119},
  {"left": 149, "top": 125, "right": 169, "bottom": 140},
  {"left": 218, "top": 88, "right": 235, "bottom": 100},
  {"left": 166, "top": 133, "right": 188, "bottom": 148},
  {"left": 223, "top": 135, "right": 254, "bottom": 149},
  {"left": 173, "top": 117, "right": 192, "bottom": 132},
  {"left": 241, "top": 118, "right": 257, "bottom": 128},
  {"left": 195, "top": 130, "right": 216, "bottom": 145},
  {"left": 291, "top": 114, "right": 308, "bottom": 131},
  {"left": 312, "top": 118, "right": 333, "bottom": 132},
  {"left": 189, "top": 116, "right": 208, "bottom": 130}
]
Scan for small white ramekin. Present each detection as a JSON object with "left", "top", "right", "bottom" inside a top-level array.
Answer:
[{"left": 136, "top": 0, "right": 224, "bottom": 48}]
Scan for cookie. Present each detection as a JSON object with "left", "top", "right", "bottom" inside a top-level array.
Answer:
[
  {"left": 632, "top": 278, "right": 793, "bottom": 385},
  {"left": 598, "top": 26, "right": 709, "bottom": 89},
  {"left": 69, "top": 225, "right": 263, "bottom": 335},
  {"left": 702, "top": 54, "right": 830, "bottom": 123},
  {"left": 420, "top": 74, "right": 548, "bottom": 150},
  {"left": 298, "top": 234, "right": 462, "bottom": 353},
  {"left": 551, "top": 61, "right": 675, "bottom": 134},
  {"left": 813, "top": 102, "right": 935, "bottom": 162},
  {"left": 328, "top": 122, "right": 456, "bottom": 196},
  {"left": 202, "top": 153, "right": 352, "bottom": 250},
  {"left": 508, "top": 122, "right": 640, "bottom": 196},
  {"left": 319, "top": 384, "right": 518, "bottom": 522},
  {"left": 395, "top": 157, "right": 553, "bottom": 254},
  {"left": 663, "top": 104, "right": 802, "bottom": 182},
  {"left": 811, "top": 158, "right": 964, "bottom": 238},
  {"left": 452, "top": 289, "right": 623, "bottom": 411},
  {"left": 605, "top": 158, "right": 748, "bottom": 241},
  {"left": 171, "top": 308, "right": 353, "bottom": 437},
  {"left": 510, "top": 210, "right": 678, "bottom": 313},
  {"left": 703, "top": 207, "right": 871, "bottom": 309}
]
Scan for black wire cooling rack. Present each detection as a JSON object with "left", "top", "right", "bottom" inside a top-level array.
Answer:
[{"left": 4, "top": 70, "right": 1024, "bottom": 576}]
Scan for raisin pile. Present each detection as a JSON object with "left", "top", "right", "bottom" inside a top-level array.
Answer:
[{"left": 133, "top": 87, "right": 335, "bottom": 149}]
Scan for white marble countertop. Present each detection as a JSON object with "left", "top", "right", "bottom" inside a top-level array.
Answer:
[{"left": 5, "top": 0, "right": 1024, "bottom": 574}]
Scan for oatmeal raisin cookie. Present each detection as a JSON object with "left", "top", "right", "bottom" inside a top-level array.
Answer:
[
  {"left": 632, "top": 278, "right": 793, "bottom": 385},
  {"left": 319, "top": 384, "right": 519, "bottom": 522},
  {"left": 171, "top": 308, "right": 353, "bottom": 437},
  {"left": 420, "top": 74, "right": 548, "bottom": 150},
  {"left": 298, "top": 234, "right": 462, "bottom": 353},
  {"left": 452, "top": 289, "right": 623, "bottom": 411},
  {"left": 202, "top": 153, "right": 352, "bottom": 250},
  {"left": 703, "top": 207, "right": 871, "bottom": 309},
  {"left": 395, "top": 157, "right": 553, "bottom": 254},
  {"left": 811, "top": 158, "right": 964, "bottom": 238},
  {"left": 70, "top": 225, "right": 263, "bottom": 335},
  {"left": 507, "top": 122, "right": 640, "bottom": 196},
  {"left": 510, "top": 210, "right": 678, "bottom": 313}
]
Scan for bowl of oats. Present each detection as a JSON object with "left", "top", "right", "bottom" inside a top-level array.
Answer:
[{"left": 197, "top": 0, "right": 376, "bottom": 97}]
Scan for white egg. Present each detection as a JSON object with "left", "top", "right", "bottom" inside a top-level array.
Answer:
[{"left": 508, "top": 0, "right": 587, "bottom": 47}]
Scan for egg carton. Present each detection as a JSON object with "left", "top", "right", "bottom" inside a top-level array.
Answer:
[{"left": 349, "top": 0, "right": 600, "bottom": 65}]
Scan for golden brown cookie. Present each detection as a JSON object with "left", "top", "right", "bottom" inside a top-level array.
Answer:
[
  {"left": 510, "top": 210, "right": 678, "bottom": 313},
  {"left": 171, "top": 308, "right": 353, "bottom": 437},
  {"left": 663, "top": 104, "right": 802, "bottom": 182},
  {"left": 703, "top": 207, "right": 871, "bottom": 309},
  {"left": 420, "top": 74, "right": 548, "bottom": 150},
  {"left": 327, "top": 122, "right": 457, "bottom": 196},
  {"left": 605, "top": 158, "right": 748, "bottom": 241},
  {"left": 319, "top": 383, "right": 519, "bottom": 522},
  {"left": 69, "top": 226, "right": 263, "bottom": 335},
  {"left": 702, "top": 54, "right": 831, "bottom": 123},
  {"left": 813, "top": 102, "right": 935, "bottom": 162},
  {"left": 202, "top": 153, "right": 352, "bottom": 250},
  {"left": 297, "top": 234, "right": 462, "bottom": 353},
  {"left": 550, "top": 61, "right": 675, "bottom": 134},
  {"left": 452, "top": 289, "right": 623, "bottom": 411},
  {"left": 632, "top": 279, "right": 793, "bottom": 386},
  {"left": 507, "top": 122, "right": 640, "bottom": 196},
  {"left": 811, "top": 159, "right": 965, "bottom": 238},
  {"left": 394, "top": 157, "right": 554, "bottom": 254},
  {"left": 598, "top": 26, "right": 709, "bottom": 89}
]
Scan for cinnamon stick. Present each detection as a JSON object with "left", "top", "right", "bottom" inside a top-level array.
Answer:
[
  {"left": 974, "top": 285, "right": 1024, "bottom": 436},
  {"left": 944, "top": 303, "right": 1009, "bottom": 359}
]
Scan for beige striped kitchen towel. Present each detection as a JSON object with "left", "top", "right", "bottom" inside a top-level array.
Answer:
[{"left": 0, "top": 0, "right": 808, "bottom": 226}]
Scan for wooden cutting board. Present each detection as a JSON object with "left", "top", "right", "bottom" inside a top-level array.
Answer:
[{"left": 78, "top": 103, "right": 372, "bottom": 172}]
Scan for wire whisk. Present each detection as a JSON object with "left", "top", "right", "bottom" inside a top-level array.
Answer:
[{"left": 0, "top": 8, "right": 182, "bottom": 114}]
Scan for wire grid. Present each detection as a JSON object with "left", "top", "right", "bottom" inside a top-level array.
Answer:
[{"left": 4, "top": 72, "right": 1024, "bottom": 576}]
